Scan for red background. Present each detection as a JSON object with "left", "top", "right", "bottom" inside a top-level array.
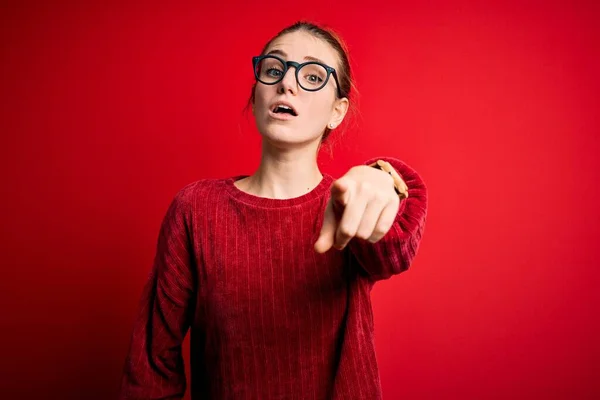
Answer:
[{"left": 1, "top": 1, "right": 599, "bottom": 399}]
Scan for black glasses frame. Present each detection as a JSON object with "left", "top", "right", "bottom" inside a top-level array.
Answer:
[{"left": 252, "top": 54, "right": 342, "bottom": 98}]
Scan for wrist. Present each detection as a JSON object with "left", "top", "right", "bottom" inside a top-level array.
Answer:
[{"left": 368, "top": 159, "right": 409, "bottom": 199}]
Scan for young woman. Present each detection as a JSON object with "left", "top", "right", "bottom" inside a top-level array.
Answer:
[{"left": 119, "top": 21, "right": 428, "bottom": 400}]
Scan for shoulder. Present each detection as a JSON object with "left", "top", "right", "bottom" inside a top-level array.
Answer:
[
  {"left": 174, "top": 177, "right": 223, "bottom": 199},
  {"left": 166, "top": 176, "right": 236, "bottom": 214}
]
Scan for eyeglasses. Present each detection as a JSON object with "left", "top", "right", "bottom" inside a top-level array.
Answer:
[{"left": 252, "top": 54, "right": 342, "bottom": 98}]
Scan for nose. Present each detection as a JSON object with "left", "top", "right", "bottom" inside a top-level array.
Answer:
[{"left": 278, "top": 66, "right": 298, "bottom": 95}]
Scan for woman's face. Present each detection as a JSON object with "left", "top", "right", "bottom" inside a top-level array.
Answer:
[{"left": 253, "top": 31, "right": 348, "bottom": 147}]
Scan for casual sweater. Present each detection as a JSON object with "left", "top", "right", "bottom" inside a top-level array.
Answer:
[{"left": 119, "top": 156, "right": 428, "bottom": 400}]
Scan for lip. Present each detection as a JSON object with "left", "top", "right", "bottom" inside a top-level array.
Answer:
[
  {"left": 270, "top": 100, "right": 299, "bottom": 117},
  {"left": 268, "top": 108, "right": 296, "bottom": 121}
]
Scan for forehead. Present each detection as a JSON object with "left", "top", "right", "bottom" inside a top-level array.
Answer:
[{"left": 265, "top": 30, "right": 339, "bottom": 68}]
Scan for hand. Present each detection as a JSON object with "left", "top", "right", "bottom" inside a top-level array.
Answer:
[{"left": 314, "top": 165, "right": 401, "bottom": 253}]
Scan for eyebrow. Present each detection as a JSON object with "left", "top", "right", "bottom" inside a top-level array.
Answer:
[{"left": 266, "top": 49, "right": 328, "bottom": 65}]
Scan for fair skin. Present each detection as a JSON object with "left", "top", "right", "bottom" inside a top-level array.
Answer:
[{"left": 235, "top": 30, "right": 401, "bottom": 253}]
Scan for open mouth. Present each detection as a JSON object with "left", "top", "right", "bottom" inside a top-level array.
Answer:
[{"left": 271, "top": 104, "right": 298, "bottom": 117}]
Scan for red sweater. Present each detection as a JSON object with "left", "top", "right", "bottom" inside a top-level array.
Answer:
[{"left": 119, "top": 157, "right": 428, "bottom": 399}]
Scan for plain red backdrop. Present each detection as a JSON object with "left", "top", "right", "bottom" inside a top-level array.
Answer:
[{"left": 1, "top": 1, "right": 599, "bottom": 399}]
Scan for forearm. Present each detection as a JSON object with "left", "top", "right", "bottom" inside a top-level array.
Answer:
[{"left": 348, "top": 156, "right": 428, "bottom": 281}]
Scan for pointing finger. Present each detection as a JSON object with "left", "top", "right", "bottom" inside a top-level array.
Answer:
[{"left": 314, "top": 200, "right": 337, "bottom": 253}]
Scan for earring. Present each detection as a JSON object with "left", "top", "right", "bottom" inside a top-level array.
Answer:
[{"left": 329, "top": 123, "right": 334, "bottom": 129}]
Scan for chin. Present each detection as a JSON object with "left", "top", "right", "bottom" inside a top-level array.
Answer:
[{"left": 259, "top": 123, "right": 320, "bottom": 146}]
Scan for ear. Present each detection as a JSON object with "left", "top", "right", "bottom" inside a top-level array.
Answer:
[{"left": 328, "top": 97, "right": 349, "bottom": 129}]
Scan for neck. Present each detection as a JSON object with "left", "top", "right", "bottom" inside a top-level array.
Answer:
[{"left": 236, "top": 139, "right": 324, "bottom": 200}]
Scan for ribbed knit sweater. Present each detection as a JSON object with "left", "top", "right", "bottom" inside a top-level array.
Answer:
[{"left": 119, "top": 156, "right": 428, "bottom": 400}]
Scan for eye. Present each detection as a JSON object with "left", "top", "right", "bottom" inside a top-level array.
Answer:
[
  {"left": 266, "top": 68, "right": 283, "bottom": 78},
  {"left": 299, "top": 64, "right": 327, "bottom": 87},
  {"left": 305, "top": 74, "right": 323, "bottom": 83}
]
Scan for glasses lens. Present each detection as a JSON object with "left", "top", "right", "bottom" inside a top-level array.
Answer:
[
  {"left": 255, "top": 56, "right": 285, "bottom": 84},
  {"left": 298, "top": 63, "right": 329, "bottom": 91}
]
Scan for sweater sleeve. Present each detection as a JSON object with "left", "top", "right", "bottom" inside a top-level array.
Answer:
[
  {"left": 348, "top": 156, "right": 428, "bottom": 282},
  {"left": 119, "top": 187, "right": 197, "bottom": 399}
]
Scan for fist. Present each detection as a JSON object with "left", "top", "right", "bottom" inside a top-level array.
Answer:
[{"left": 314, "top": 165, "right": 402, "bottom": 253}]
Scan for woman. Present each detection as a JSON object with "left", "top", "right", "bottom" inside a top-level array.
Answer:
[{"left": 119, "top": 21, "right": 428, "bottom": 399}]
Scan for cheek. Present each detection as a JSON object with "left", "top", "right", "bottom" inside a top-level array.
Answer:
[
  {"left": 305, "top": 94, "right": 334, "bottom": 123},
  {"left": 254, "top": 85, "right": 272, "bottom": 111}
]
